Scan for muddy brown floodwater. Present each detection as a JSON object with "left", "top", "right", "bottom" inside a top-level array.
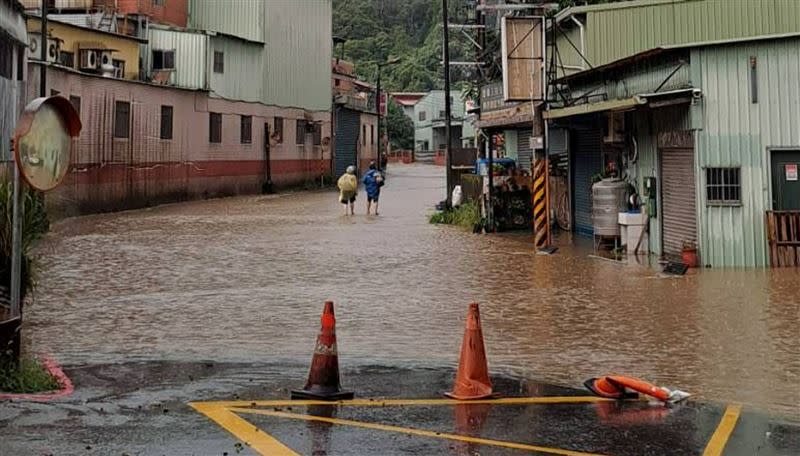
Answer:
[{"left": 27, "top": 164, "right": 799, "bottom": 419}]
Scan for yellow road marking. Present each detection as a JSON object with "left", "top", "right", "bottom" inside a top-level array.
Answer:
[
  {"left": 195, "top": 395, "right": 611, "bottom": 409},
  {"left": 231, "top": 407, "right": 608, "bottom": 456},
  {"left": 702, "top": 403, "right": 742, "bottom": 456},
  {"left": 190, "top": 402, "right": 300, "bottom": 456}
]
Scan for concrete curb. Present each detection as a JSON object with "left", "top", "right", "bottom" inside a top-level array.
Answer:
[{"left": 0, "top": 354, "right": 74, "bottom": 401}]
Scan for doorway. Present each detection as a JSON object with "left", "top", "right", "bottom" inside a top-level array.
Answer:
[
  {"left": 263, "top": 122, "right": 273, "bottom": 193},
  {"left": 771, "top": 149, "right": 800, "bottom": 210}
]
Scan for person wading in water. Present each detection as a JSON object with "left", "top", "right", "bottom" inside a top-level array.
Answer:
[
  {"left": 362, "top": 161, "right": 384, "bottom": 215},
  {"left": 337, "top": 165, "right": 358, "bottom": 216}
]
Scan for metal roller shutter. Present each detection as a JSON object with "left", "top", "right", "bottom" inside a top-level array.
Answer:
[
  {"left": 334, "top": 108, "right": 360, "bottom": 178},
  {"left": 517, "top": 129, "right": 533, "bottom": 172},
  {"left": 660, "top": 147, "right": 697, "bottom": 258},
  {"left": 571, "top": 128, "right": 603, "bottom": 236}
]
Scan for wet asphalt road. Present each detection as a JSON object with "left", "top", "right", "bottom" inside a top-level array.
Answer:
[
  {"left": 1, "top": 361, "right": 799, "bottom": 456},
  {"left": 24, "top": 163, "right": 800, "bottom": 418}
]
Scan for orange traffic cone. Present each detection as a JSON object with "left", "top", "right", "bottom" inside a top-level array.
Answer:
[
  {"left": 291, "top": 301, "right": 354, "bottom": 400},
  {"left": 445, "top": 303, "right": 493, "bottom": 400},
  {"left": 584, "top": 376, "right": 690, "bottom": 403}
]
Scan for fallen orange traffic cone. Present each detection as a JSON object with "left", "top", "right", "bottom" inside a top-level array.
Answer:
[
  {"left": 445, "top": 303, "right": 493, "bottom": 400},
  {"left": 291, "top": 301, "right": 354, "bottom": 400},
  {"left": 584, "top": 375, "right": 690, "bottom": 403}
]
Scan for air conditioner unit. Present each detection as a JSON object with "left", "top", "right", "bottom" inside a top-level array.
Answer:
[
  {"left": 28, "top": 33, "right": 60, "bottom": 63},
  {"left": 79, "top": 50, "right": 99, "bottom": 70},
  {"left": 604, "top": 111, "right": 626, "bottom": 144},
  {"left": 99, "top": 51, "right": 113, "bottom": 68}
]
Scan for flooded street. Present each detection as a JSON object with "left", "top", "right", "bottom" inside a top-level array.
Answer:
[{"left": 27, "top": 164, "right": 799, "bottom": 418}]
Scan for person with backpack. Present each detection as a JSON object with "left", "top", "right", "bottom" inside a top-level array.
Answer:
[
  {"left": 337, "top": 165, "right": 358, "bottom": 216},
  {"left": 362, "top": 161, "right": 384, "bottom": 215}
]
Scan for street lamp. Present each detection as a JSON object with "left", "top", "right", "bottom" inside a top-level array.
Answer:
[{"left": 376, "top": 57, "right": 401, "bottom": 171}]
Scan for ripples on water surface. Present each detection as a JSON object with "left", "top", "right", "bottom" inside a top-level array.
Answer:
[{"left": 28, "top": 164, "right": 800, "bottom": 418}]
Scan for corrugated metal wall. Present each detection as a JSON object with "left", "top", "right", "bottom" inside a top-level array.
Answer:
[
  {"left": 262, "top": 0, "right": 332, "bottom": 112},
  {"left": 632, "top": 105, "right": 692, "bottom": 256},
  {"left": 208, "top": 34, "right": 264, "bottom": 103},
  {"left": 334, "top": 108, "right": 359, "bottom": 178},
  {"left": 571, "top": 122, "right": 603, "bottom": 236},
  {"left": 189, "top": 0, "right": 263, "bottom": 44},
  {"left": 146, "top": 27, "right": 208, "bottom": 89},
  {"left": 692, "top": 36, "right": 800, "bottom": 267},
  {"left": 582, "top": 0, "right": 800, "bottom": 67}
]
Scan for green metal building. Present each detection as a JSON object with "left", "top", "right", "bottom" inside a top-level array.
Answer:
[{"left": 546, "top": 0, "right": 800, "bottom": 267}]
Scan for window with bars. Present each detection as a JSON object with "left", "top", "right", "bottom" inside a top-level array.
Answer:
[
  {"left": 160, "top": 105, "right": 173, "bottom": 140},
  {"left": 241, "top": 115, "right": 252, "bottom": 144},
  {"left": 209, "top": 112, "right": 222, "bottom": 143},
  {"left": 313, "top": 123, "right": 322, "bottom": 145},
  {"left": 69, "top": 95, "right": 81, "bottom": 118},
  {"left": 213, "top": 51, "right": 224, "bottom": 74},
  {"left": 296, "top": 119, "right": 307, "bottom": 144},
  {"left": 706, "top": 167, "right": 741, "bottom": 205},
  {"left": 152, "top": 50, "right": 175, "bottom": 70},
  {"left": 114, "top": 101, "right": 130, "bottom": 138},
  {"left": 274, "top": 117, "right": 283, "bottom": 143},
  {"left": 60, "top": 51, "right": 75, "bottom": 69}
]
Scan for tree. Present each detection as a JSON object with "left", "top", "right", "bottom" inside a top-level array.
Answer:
[{"left": 386, "top": 99, "right": 414, "bottom": 150}]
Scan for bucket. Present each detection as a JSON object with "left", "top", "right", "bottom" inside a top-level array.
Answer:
[{"left": 681, "top": 241, "right": 698, "bottom": 268}]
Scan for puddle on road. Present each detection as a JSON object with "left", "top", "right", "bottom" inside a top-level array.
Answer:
[{"left": 26, "top": 164, "right": 800, "bottom": 419}]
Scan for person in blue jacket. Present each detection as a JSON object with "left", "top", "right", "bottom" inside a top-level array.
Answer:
[{"left": 363, "top": 161, "right": 384, "bottom": 215}]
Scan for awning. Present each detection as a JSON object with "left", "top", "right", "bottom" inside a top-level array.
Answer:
[
  {"left": 544, "top": 97, "right": 645, "bottom": 120},
  {"left": 544, "top": 88, "right": 699, "bottom": 120}
]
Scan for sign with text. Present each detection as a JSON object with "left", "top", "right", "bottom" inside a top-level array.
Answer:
[
  {"left": 787, "top": 163, "right": 798, "bottom": 181},
  {"left": 501, "top": 16, "right": 544, "bottom": 102}
]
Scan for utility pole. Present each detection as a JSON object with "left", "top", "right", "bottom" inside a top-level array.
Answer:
[
  {"left": 40, "top": 0, "right": 48, "bottom": 97},
  {"left": 442, "top": 0, "right": 453, "bottom": 205},
  {"left": 376, "top": 71, "right": 382, "bottom": 170}
]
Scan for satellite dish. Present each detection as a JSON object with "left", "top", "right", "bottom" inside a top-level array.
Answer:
[{"left": 13, "top": 97, "right": 82, "bottom": 192}]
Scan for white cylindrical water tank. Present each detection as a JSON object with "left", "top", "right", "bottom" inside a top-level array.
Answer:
[{"left": 592, "top": 178, "right": 629, "bottom": 236}]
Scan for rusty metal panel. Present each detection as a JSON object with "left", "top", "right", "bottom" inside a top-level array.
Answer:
[{"left": 146, "top": 27, "right": 208, "bottom": 89}]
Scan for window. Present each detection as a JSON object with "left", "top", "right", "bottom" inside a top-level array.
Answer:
[
  {"left": 362, "top": 125, "right": 366, "bottom": 145},
  {"left": 152, "top": 50, "right": 175, "bottom": 70},
  {"left": 706, "top": 167, "right": 741, "bottom": 205},
  {"left": 334, "top": 79, "right": 340, "bottom": 87},
  {"left": 160, "top": 105, "right": 173, "bottom": 140},
  {"left": 296, "top": 119, "right": 307, "bottom": 144},
  {"left": 213, "top": 51, "right": 224, "bottom": 74},
  {"left": 439, "top": 110, "right": 446, "bottom": 119},
  {"left": 59, "top": 51, "right": 75, "bottom": 68},
  {"left": 152, "top": 0, "right": 165, "bottom": 6},
  {"left": 209, "top": 112, "right": 222, "bottom": 143},
  {"left": 0, "top": 38, "right": 12, "bottom": 79},
  {"left": 240, "top": 115, "right": 252, "bottom": 144},
  {"left": 112, "top": 59, "right": 125, "bottom": 78},
  {"left": 418, "top": 111, "right": 426, "bottom": 121},
  {"left": 274, "top": 117, "right": 283, "bottom": 143},
  {"left": 371, "top": 125, "right": 375, "bottom": 146},
  {"left": 313, "top": 123, "right": 322, "bottom": 146},
  {"left": 114, "top": 101, "right": 130, "bottom": 138},
  {"left": 69, "top": 95, "right": 81, "bottom": 117}
]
